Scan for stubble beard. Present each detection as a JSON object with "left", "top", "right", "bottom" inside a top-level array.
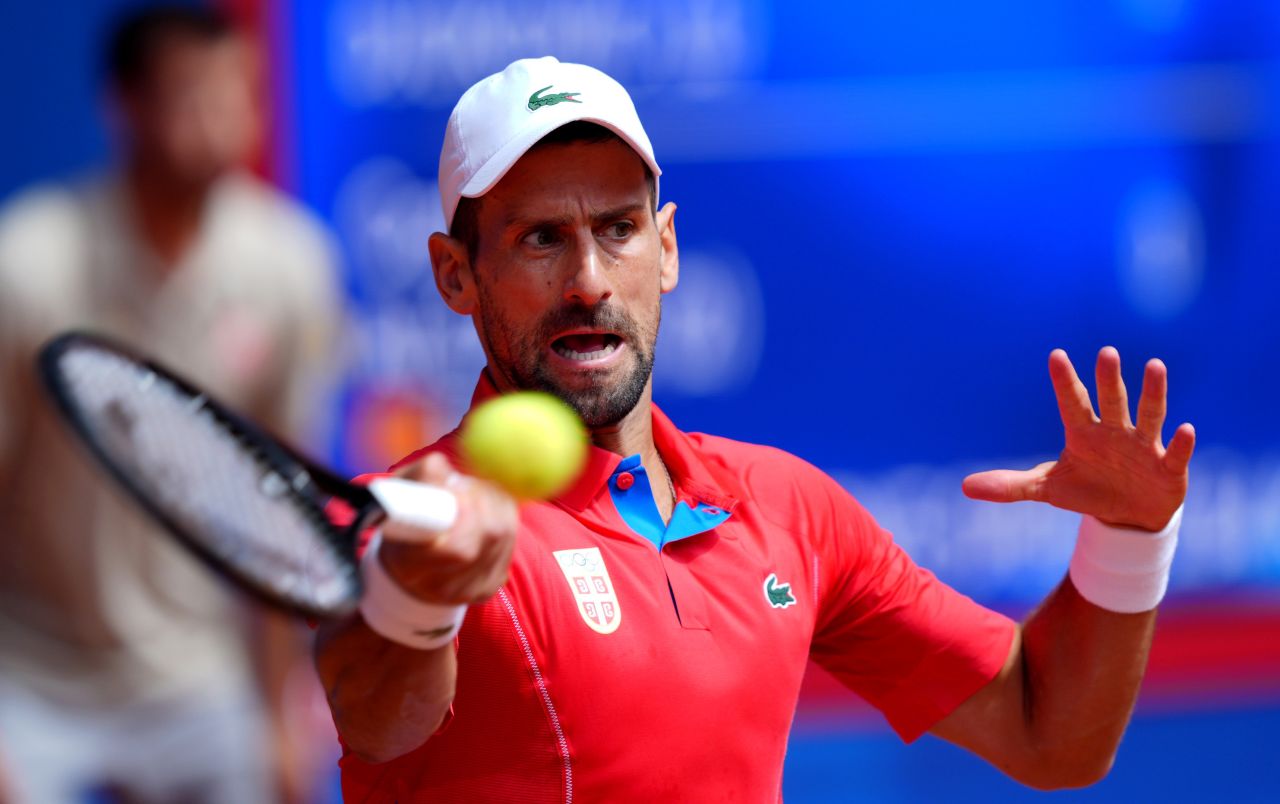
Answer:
[{"left": 476, "top": 289, "right": 658, "bottom": 429}]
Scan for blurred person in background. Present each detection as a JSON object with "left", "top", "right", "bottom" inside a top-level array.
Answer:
[{"left": 0, "top": 5, "right": 341, "bottom": 802}]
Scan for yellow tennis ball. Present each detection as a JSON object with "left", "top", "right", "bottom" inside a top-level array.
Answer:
[{"left": 459, "top": 392, "right": 589, "bottom": 501}]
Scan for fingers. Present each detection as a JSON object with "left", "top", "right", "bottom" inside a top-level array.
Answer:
[
  {"left": 380, "top": 475, "right": 519, "bottom": 604},
  {"left": 1134, "top": 358, "right": 1168, "bottom": 442},
  {"left": 962, "top": 462, "right": 1055, "bottom": 503},
  {"left": 381, "top": 450, "right": 521, "bottom": 603},
  {"left": 1048, "top": 349, "right": 1097, "bottom": 428},
  {"left": 398, "top": 451, "right": 456, "bottom": 485},
  {"left": 431, "top": 474, "right": 518, "bottom": 560},
  {"left": 1095, "top": 346, "right": 1132, "bottom": 426},
  {"left": 390, "top": 451, "right": 517, "bottom": 553},
  {"left": 1164, "top": 423, "right": 1196, "bottom": 474}
]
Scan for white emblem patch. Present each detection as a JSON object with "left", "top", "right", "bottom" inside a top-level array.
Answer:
[{"left": 553, "top": 547, "right": 622, "bottom": 634}]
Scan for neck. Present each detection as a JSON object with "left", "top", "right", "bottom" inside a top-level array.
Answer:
[
  {"left": 124, "top": 156, "right": 213, "bottom": 268},
  {"left": 584, "top": 383, "right": 655, "bottom": 460},
  {"left": 588, "top": 383, "right": 674, "bottom": 522}
]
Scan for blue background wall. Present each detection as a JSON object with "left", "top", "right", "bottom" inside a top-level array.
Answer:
[{"left": 292, "top": 0, "right": 1280, "bottom": 607}]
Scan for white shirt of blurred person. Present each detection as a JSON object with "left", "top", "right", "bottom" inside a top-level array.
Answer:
[{"left": 0, "top": 7, "right": 340, "bottom": 804}]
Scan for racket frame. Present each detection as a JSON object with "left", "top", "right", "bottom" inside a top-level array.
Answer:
[{"left": 37, "top": 330, "right": 379, "bottom": 619}]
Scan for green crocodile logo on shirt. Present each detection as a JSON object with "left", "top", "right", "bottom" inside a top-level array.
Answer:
[
  {"left": 763, "top": 573, "right": 796, "bottom": 609},
  {"left": 528, "top": 85, "right": 582, "bottom": 111}
]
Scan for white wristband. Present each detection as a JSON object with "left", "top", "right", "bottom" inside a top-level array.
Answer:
[
  {"left": 359, "top": 531, "right": 467, "bottom": 650},
  {"left": 1068, "top": 504, "right": 1183, "bottom": 613}
]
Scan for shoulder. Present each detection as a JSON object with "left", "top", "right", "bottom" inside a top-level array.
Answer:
[
  {"left": 0, "top": 182, "right": 88, "bottom": 267},
  {"left": 683, "top": 431, "right": 877, "bottom": 533},
  {"left": 223, "top": 175, "right": 330, "bottom": 240},
  {"left": 0, "top": 182, "right": 94, "bottom": 320},
  {"left": 217, "top": 173, "right": 339, "bottom": 267},
  {"left": 212, "top": 175, "right": 342, "bottom": 320},
  {"left": 684, "top": 431, "right": 823, "bottom": 489}
]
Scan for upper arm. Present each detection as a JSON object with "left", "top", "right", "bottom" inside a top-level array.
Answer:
[
  {"left": 807, "top": 470, "right": 1017, "bottom": 742},
  {"left": 928, "top": 625, "right": 1036, "bottom": 775},
  {"left": 0, "top": 186, "right": 84, "bottom": 474},
  {"left": 254, "top": 210, "right": 344, "bottom": 442},
  {"left": 931, "top": 575, "right": 1158, "bottom": 789},
  {"left": 0, "top": 304, "right": 21, "bottom": 476},
  {"left": 0, "top": 221, "right": 32, "bottom": 476}
]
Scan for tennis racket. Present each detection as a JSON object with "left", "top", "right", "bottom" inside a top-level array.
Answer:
[{"left": 37, "top": 330, "right": 457, "bottom": 619}]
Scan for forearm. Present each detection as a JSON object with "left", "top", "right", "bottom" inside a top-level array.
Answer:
[
  {"left": 314, "top": 614, "right": 457, "bottom": 763},
  {"left": 1018, "top": 575, "right": 1157, "bottom": 784},
  {"left": 942, "top": 347, "right": 1189, "bottom": 787},
  {"left": 255, "top": 610, "right": 304, "bottom": 717},
  {"left": 313, "top": 453, "right": 518, "bottom": 763},
  {"left": 252, "top": 611, "right": 310, "bottom": 803}
]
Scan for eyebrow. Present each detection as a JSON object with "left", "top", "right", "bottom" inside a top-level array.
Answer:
[
  {"left": 591, "top": 202, "right": 648, "bottom": 223},
  {"left": 503, "top": 202, "right": 649, "bottom": 230}
]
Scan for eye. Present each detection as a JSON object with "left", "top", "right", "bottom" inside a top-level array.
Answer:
[
  {"left": 520, "top": 228, "right": 560, "bottom": 248},
  {"left": 603, "top": 220, "right": 635, "bottom": 239}
]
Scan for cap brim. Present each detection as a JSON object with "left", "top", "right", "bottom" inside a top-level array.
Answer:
[{"left": 458, "top": 113, "right": 662, "bottom": 202}]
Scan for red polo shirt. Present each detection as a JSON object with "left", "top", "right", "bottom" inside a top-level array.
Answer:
[{"left": 336, "top": 378, "right": 1016, "bottom": 802}]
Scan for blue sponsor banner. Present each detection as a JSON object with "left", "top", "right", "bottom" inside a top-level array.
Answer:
[{"left": 283, "top": 0, "right": 1280, "bottom": 603}]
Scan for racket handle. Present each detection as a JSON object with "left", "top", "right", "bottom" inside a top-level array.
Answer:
[{"left": 368, "top": 477, "right": 458, "bottom": 539}]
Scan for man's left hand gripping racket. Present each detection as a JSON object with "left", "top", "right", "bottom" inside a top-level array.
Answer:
[{"left": 37, "top": 331, "right": 460, "bottom": 619}]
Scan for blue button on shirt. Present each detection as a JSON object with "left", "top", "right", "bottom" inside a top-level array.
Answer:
[{"left": 608, "top": 454, "right": 731, "bottom": 549}]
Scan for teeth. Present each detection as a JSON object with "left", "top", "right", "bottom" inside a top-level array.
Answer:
[{"left": 554, "top": 341, "right": 617, "bottom": 361}]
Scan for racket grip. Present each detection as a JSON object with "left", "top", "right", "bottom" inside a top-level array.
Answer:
[{"left": 368, "top": 477, "right": 458, "bottom": 539}]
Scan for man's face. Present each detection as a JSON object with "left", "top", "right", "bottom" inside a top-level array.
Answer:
[
  {"left": 460, "top": 138, "right": 676, "bottom": 428},
  {"left": 121, "top": 35, "right": 260, "bottom": 186}
]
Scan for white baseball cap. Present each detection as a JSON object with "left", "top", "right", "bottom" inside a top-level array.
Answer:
[{"left": 439, "top": 56, "right": 661, "bottom": 230}]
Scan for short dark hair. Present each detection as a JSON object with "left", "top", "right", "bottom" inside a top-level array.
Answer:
[
  {"left": 106, "top": 4, "right": 235, "bottom": 90},
  {"left": 449, "top": 121, "right": 657, "bottom": 260}
]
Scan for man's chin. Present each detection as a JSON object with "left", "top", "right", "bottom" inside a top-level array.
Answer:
[
  {"left": 534, "top": 382, "right": 628, "bottom": 429},
  {"left": 532, "top": 364, "right": 649, "bottom": 429}
]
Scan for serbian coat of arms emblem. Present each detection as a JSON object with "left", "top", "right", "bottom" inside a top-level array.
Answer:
[{"left": 552, "top": 547, "right": 622, "bottom": 634}]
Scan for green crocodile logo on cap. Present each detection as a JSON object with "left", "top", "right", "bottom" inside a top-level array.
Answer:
[
  {"left": 528, "top": 85, "right": 582, "bottom": 111},
  {"left": 763, "top": 573, "right": 797, "bottom": 609}
]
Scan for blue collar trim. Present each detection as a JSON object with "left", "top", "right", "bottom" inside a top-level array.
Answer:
[{"left": 608, "top": 454, "right": 731, "bottom": 550}]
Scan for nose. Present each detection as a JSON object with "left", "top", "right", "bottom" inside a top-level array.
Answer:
[{"left": 562, "top": 233, "right": 613, "bottom": 307}]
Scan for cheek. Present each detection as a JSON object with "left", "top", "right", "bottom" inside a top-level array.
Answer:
[
  {"left": 488, "top": 249, "right": 575, "bottom": 304},
  {"left": 159, "top": 112, "right": 201, "bottom": 163},
  {"left": 477, "top": 267, "right": 551, "bottom": 340},
  {"left": 618, "top": 255, "right": 665, "bottom": 311},
  {"left": 619, "top": 284, "right": 664, "bottom": 343},
  {"left": 487, "top": 269, "right": 556, "bottom": 316},
  {"left": 204, "top": 86, "right": 259, "bottom": 161}
]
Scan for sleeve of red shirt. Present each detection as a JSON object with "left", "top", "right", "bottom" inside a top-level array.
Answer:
[{"left": 806, "top": 469, "right": 1017, "bottom": 743}]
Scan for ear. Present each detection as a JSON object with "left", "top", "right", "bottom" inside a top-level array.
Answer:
[
  {"left": 429, "top": 232, "right": 476, "bottom": 314},
  {"left": 656, "top": 201, "right": 679, "bottom": 294}
]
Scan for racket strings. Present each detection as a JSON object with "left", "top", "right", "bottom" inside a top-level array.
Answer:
[{"left": 57, "top": 346, "right": 357, "bottom": 611}]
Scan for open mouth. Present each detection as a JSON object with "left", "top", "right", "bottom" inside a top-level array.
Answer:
[{"left": 550, "top": 332, "right": 624, "bottom": 362}]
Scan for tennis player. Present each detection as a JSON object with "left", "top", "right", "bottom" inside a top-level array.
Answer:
[{"left": 316, "top": 57, "right": 1194, "bottom": 801}]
